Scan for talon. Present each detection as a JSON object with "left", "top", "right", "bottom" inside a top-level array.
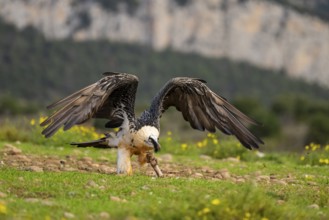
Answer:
[{"left": 146, "top": 152, "right": 163, "bottom": 177}]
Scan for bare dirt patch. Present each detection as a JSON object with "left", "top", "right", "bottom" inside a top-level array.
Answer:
[{"left": 1, "top": 144, "right": 298, "bottom": 185}]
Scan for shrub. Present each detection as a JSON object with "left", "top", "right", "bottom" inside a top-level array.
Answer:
[
  {"left": 299, "top": 143, "right": 329, "bottom": 166},
  {"left": 0, "top": 122, "right": 29, "bottom": 142},
  {"left": 233, "top": 97, "right": 281, "bottom": 138},
  {"left": 305, "top": 113, "right": 329, "bottom": 145},
  {"left": 28, "top": 116, "right": 103, "bottom": 146}
]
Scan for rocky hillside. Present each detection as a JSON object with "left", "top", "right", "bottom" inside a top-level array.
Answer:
[{"left": 0, "top": 0, "right": 328, "bottom": 87}]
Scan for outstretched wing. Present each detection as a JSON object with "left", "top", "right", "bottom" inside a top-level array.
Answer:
[
  {"left": 149, "top": 77, "right": 263, "bottom": 149},
  {"left": 41, "top": 72, "right": 139, "bottom": 137}
]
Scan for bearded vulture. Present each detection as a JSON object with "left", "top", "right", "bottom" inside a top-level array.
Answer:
[{"left": 41, "top": 72, "right": 263, "bottom": 176}]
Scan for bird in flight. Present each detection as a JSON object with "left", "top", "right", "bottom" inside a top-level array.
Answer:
[{"left": 41, "top": 72, "right": 263, "bottom": 176}]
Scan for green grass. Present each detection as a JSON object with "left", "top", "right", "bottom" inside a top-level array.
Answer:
[
  {"left": 1, "top": 140, "right": 328, "bottom": 220},
  {"left": 0, "top": 120, "right": 328, "bottom": 219}
]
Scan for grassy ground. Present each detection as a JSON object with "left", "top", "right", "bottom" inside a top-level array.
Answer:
[{"left": 0, "top": 120, "right": 328, "bottom": 219}]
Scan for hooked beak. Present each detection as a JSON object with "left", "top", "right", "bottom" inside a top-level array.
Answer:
[{"left": 149, "top": 137, "right": 161, "bottom": 152}]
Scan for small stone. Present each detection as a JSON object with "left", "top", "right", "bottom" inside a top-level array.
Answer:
[
  {"left": 0, "top": 191, "right": 7, "bottom": 198},
  {"left": 92, "top": 163, "right": 100, "bottom": 169},
  {"left": 25, "top": 198, "right": 39, "bottom": 203},
  {"left": 13, "top": 154, "right": 31, "bottom": 162},
  {"left": 81, "top": 157, "right": 93, "bottom": 162},
  {"left": 214, "top": 174, "right": 223, "bottom": 179},
  {"left": 86, "top": 180, "right": 99, "bottom": 188},
  {"left": 270, "top": 174, "right": 277, "bottom": 180},
  {"left": 199, "top": 155, "right": 212, "bottom": 160},
  {"left": 193, "top": 173, "right": 203, "bottom": 178},
  {"left": 272, "top": 180, "right": 287, "bottom": 185},
  {"left": 41, "top": 200, "right": 55, "bottom": 206},
  {"left": 235, "top": 178, "right": 245, "bottom": 183},
  {"left": 68, "top": 191, "right": 76, "bottom": 197},
  {"left": 286, "top": 179, "right": 298, "bottom": 184},
  {"left": 244, "top": 175, "right": 250, "bottom": 179},
  {"left": 224, "top": 157, "right": 240, "bottom": 163},
  {"left": 26, "top": 166, "right": 43, "bottom": 172},
  {"left": 167, "top": 174, "right": 176, "bottom": 177},
  {"left": 308, "top": 204, "right": 320, "bottom": 209},
  {"left": 307, "top": 181, "right": 318, "bottom": 186},
  {"left": 277, "top": 200, "right": 285, "bottom": 205},
  {"left": 141, "top": 185, "right": 150, "bottom": 190},
  {"left": 257, "top": 175, "right": 270, "bottom": 181},
  {"left": 64, "top": 212, "right": 75, "bottom": 219},
  {"left": 254, "top": 171, "right": 262, "bottom": 177},
  {"left": 99, "top": 165, "right": 114, "bottom": 174},
  {"left": 219, "top": 169, "right": 230, "bottom": 179},
  {"left": 110, "top": 196, "right": 127, "bottom": 203},
  {"left": 99, "top": 211, "right": 110, "bottom": 219},
  {"left": 99, "top": 185, "right": 106, "bottom": 190},
  {"left": 160, "top": 154, "right": 173, "bottom": 162},
  {"left": 4, "top": 144, "right": 22, "bottom": 155}
]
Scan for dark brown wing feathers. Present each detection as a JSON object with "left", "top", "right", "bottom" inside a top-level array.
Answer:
[
  {"left": 41, "top": 73, "right": 138, "bottom": 138},
  {"left": 151, "top": 77, "right": 263, "bottom": 149}
]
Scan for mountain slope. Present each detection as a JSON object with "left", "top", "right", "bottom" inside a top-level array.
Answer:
[
  {"left": 0, "top": 0, "right": 328, "bottom": 87},
  {"left": 1, "top": 19, "right": 328, "bottom": 106}
]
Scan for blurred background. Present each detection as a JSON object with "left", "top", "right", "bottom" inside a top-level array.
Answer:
[{"left": 0, "top": 0, "right": 328, "bottom": 151}]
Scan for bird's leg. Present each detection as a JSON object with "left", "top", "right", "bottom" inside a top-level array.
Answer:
[
  {"left": 146, "top": 152, "right": 163, "bottom": 177},
  {"left": 117, "top": 147, "right": 133, "bottom": 175}
]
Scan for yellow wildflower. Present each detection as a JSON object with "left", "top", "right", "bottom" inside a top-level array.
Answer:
[
  {"left": 305, "top": 145, "right": 309, "bottom": 150},
  {"left": 300, "top": 156, "right": 305, "bottom": 161},
  {"left": 202, "top": 207, "right": 210, "bottom": 214},
  {"left": 211, "top": 199, "right": 221, "bottom": 205},
  {"left": 325, "top": 145, "right": 329, "bottom": 151},
  {"left": 30, "top": 119, "right": 35, "bottom": 126},
  {"left": 181, "top": 143, "right": 188, "bottom": 150},
  {"left": 212, "top": 139, "right": 218, "bottom": 145},
  {"left": 261, "top": 218, "right": 269, "bottom": 220},
  {"left": 39, "top": 116, "right": 47, "bottom": 124},
  {"left": 304, "top": 174, "right": 314, "bottom": 180},
  {"left": 167, "top": 131, "right": 172, "bottom": 136},
  {"left": 197, "top": 142, "right": 203, "bottom": 148},
  {"left": 0, "top": 202, "right": 7, "bottom": 214}
]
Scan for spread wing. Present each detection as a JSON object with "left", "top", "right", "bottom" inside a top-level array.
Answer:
[
  {"left": 149, "top": 77, "right": 263, "bottom": 149},
  {"left": 41, "top": 72, "right": 139, "bottom": 137}
]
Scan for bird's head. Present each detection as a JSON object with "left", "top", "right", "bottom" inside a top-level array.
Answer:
[{"left": 133, "top": 126, "right": 160, "bottom": 152}]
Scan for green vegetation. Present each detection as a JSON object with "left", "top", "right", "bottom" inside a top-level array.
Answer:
[
  {"left": 1, "top": 17, "right": 329, "bottom": 147},
  {"left": 0, "top": 120, "right": 328, "bottom": 219},
  {"left": 1, "top": 18, "right": 329, "bottom": 106}
]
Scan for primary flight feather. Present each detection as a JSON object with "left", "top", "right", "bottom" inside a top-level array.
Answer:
[{"left": 41, "top": 72, "right": 263, "bottom": 175}]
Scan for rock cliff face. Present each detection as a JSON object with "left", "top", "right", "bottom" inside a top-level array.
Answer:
[{"left": 0, "top": 0, "right": 328, "bottom": 86}]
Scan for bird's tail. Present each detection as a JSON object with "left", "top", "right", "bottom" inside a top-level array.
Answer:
[{"left": 71, "top": 136, "right": 117, "bottom": 149}]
